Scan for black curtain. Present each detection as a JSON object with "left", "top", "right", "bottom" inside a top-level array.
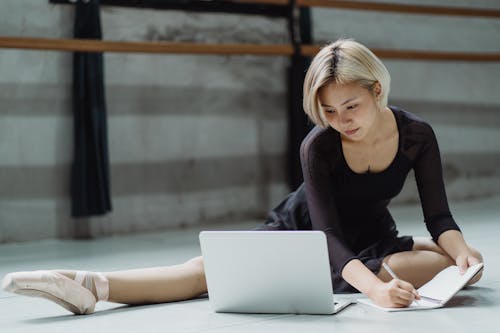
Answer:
[
  {"left": 287, "top": 6, "right": 313, "bottom": 190},
  {"left": 71, "top": 0, "right": 112, "bottom": 217}
]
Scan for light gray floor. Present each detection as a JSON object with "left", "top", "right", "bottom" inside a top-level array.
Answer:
[{"left": 1, "top": 197, "right": 499, "bottom": 333}]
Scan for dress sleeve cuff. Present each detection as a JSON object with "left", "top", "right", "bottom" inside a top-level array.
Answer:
[
  {"left": 425, "top": 214, "right": 461, "bottom": 242},
  {"left": 336, "top": 256, "right": 360, "bottom": 276}
]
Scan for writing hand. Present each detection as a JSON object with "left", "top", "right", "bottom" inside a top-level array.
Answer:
[{"left": 369, "top": 279, "right": 420, "bottom": 308}]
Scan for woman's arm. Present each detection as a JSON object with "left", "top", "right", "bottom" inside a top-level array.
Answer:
[
  {"left": 342, "top": 259, "right": 419, "bottom": 308},
  {"left": 300, "top": 129, "right": 358, "bottom": 273},
  {"left": 437, "top": 230, "right": 482, "bottom": 273},
  {"left": 412, "top": 121, "right": 483, "bottom": 274}
]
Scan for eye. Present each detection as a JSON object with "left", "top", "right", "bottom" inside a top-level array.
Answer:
[
  {"left": 324, "top": 109, "right": 336, "bottom": 114},
  {"left": 346, "top": 104, "right": 358, "bottom": 110}
]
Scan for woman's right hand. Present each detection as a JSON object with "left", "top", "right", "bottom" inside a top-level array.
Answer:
[{"left": 368, "top": 279, "right": 420, "bottom": 308}]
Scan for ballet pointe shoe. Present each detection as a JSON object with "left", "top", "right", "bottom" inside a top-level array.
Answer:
[
  {"left": 2, "top": 270, "right": 108, "bottom": 315},
  {"left": 74, "top": 270, "right": 109, "bottom": 304}
]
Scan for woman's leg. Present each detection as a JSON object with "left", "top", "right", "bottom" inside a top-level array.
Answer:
[
  {"left": 57, "top": 256, "right": 207, "bottom": 305},
  {"left": 2, "top": 256, "right": 208, "bottom": 314},
  {"left": 377, "top": 237, "right": 482, "bottom": 288}
]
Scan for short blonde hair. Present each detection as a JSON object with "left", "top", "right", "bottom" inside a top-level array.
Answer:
[{"left": 303, "top": 39, "right": 391, "bottom": 128}]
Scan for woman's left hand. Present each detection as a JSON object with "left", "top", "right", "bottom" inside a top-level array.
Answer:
[{"left": 455, "top": 251, "right": 481, "bottom": 275}]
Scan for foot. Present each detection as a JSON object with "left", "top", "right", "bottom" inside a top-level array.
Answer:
[
  {"left": 2, "top": 270, "right": 108, "bottom": 315},
  {"left": 57, "top": 270, "right": 109, "bottom": 303}
]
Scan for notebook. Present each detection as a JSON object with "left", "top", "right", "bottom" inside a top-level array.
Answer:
[
  {"left": 358, "top": 262, "right": 484, "bottom": 311},
  {"left": 199, "top": 230, "right": 353, "bottom": 315}
]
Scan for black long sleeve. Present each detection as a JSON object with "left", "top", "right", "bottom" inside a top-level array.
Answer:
[{"left": 298, "top": 106, "right": 461, "bottom": 276}]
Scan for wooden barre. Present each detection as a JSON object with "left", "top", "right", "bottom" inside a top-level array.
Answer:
[
  {"left": 2, "top": 36, "right": 500, "bottom": 61},
  {"left": 302, "top": 44, "right": 500, "bottom": 61},
  {"left": 296, "top": 0, "right": 500, "bottom": 18},
  {"left": 0, "top": 37, "right": 294, "bottom": 55},
  {"left": 53, "top": 0, "right": 500, "bottom": 18},
  {"left": 196, "top": 0, "right": 500, "bottom": 18},
  {"left": 234, "top": 0, "right": 289, "bottom": 5}
]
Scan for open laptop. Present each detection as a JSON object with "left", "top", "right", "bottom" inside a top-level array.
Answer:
[{"left": 199, "top": 230, "right": 353, "bottom": 315}]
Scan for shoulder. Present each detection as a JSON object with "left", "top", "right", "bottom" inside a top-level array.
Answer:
[
  {"left": 300, "top": 125, "right": 339, "bottom": 157},
  {"left": 299, "top": 125, "right": 341, "bottom": 172},
  {"left": 390, "top": 106, "right": 440, "bottom": 162},
  {"left": 389, "top": 105, "right": 437, "bottom": 140}
]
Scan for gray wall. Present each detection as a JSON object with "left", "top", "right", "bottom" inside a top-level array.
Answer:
[
  {"left": 1, "top": 0, "right": 499, "bottom": 242},
  {"left": 0, "top": 1, "right": 290, "bottom": 241}
]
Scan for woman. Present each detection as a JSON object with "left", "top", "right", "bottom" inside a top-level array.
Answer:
[{"left": 2, "top": 39, "right": 483, "bottom": 314}]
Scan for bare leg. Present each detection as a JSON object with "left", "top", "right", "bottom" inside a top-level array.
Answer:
[
  {"left": 377, "top": 237, "right": 483, "bottom": 288},
  {"left": 57, "top": 256, "right": 207, "bottom": 305}
]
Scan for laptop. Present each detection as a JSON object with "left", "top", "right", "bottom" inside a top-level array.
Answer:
[{"left": 199, "top": 230, "right": 353, "bottom": 315}]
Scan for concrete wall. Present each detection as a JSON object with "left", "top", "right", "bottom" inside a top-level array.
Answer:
[
  {"left": 1, "top": 0, "right": 499, "bottom": 242},
  {"left": 0, "top": 1, "right": 290, "bottom": 241}
]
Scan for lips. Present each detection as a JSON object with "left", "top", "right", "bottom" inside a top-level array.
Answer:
[{"left": 345, "top": 128, "right": 359, "bottom": 136}]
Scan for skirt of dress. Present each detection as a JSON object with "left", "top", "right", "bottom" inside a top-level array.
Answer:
[{"left": 255, "top": 183, "right": 414, "bottom": 293}]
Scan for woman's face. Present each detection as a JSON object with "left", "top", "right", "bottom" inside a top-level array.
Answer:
[{"left": 318, "top": 82, "right": 380, "bottom": 143}]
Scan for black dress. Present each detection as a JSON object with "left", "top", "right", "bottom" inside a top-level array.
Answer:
[{"left": 257, "top": 106, "right": 461, "bottom": 293}]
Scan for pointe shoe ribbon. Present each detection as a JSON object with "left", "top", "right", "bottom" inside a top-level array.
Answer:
[
  {"left": 75, "top": 271, "right": 109, "bottom": 302},
  {"left": 2, "top": 270, "right": 97, "bottom": 315}
]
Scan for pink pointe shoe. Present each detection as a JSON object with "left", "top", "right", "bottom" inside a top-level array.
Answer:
[{"left": 2, "top": 270, "right": 108, "bottom": 315}]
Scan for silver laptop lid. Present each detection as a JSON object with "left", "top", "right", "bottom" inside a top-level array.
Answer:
[{"left": 199, "top": 230, "right": 336, "bottom": 314}]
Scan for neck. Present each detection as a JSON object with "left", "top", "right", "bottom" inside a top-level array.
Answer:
[{"left": 358, "top": 107, "right": 387, "bottom": 147}]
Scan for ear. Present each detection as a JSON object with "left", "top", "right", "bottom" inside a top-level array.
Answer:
[{"left": 373, "top": 81, "right": 382, "bottom": 98}]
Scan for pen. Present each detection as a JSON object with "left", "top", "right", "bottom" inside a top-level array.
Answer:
[
  {"left": 382, "top": 262, "right": 399, "bottom": 280},
  {"left": 382, "top": 262, "right": 421, "bottom": 306}
]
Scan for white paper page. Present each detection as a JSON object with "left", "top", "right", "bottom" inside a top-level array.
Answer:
[
  {"left": 418, "top": 263, "right": 483, "bottom": 303},
  {"left": 357, "top": 298, "right": 441, "bottom": 312},
  {"left": 357, "top": 263, "right": 483, "bottom": 312}
]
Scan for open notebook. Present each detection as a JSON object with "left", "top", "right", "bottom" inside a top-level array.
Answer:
[{"left": 358, "top": 263, "right": 484, "bottom": 312}]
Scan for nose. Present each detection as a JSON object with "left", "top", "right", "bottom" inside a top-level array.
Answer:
[{"left": 338, "top": 112, "right": 352, "bottom": 126}]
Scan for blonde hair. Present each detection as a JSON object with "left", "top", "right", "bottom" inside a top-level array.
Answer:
[{"left": 303, "top": 38, "right": 391, "bottom": 128}]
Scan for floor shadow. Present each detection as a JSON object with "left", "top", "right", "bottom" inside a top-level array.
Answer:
[
  {"left": 20, "top": 297, "right": 210, "bottom": 324},
  {"left": 445, "top": 286, "right": 496, "bottom": 308}
]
